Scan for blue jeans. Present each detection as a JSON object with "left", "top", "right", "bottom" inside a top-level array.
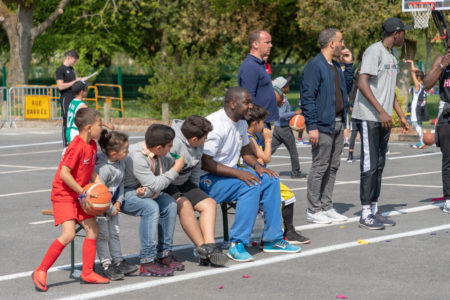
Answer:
[
  {"left": 200, "top": 167, "right": 283, "bottom": 244},
  {"left": 121, "top": 188, "right": 177, "bottom": 264}
]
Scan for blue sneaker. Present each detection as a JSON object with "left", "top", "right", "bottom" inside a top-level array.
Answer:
[
  {"left": 227, "top": 243, "right": 254, "bottom": 262},
  {"left": 263, "top": 239, "right": 301, "bottom": 253}
]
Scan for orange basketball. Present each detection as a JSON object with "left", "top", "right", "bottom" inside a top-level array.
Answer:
[
  {"left": 289, "top": 115, "right": 305, "bottom": 131},
  {"left": 82, "top": 183, "right": 112, "bottom": 216},
  {"left": 423, "top": 132, "right": 435, "bottom": 146}
]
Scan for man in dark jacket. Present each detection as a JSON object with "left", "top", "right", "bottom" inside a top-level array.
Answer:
[{"left": 301, "top": 28, "right": 353, "bottom": 224}]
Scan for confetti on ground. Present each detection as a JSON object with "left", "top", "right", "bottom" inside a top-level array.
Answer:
[
  {"left": 430, "top": 233, "right": 437, "bottom": 236},
  {"left": 336, "top": 294, "right": 347, "bottom": 299},
  {"left": 251, "top": 241, "right": 258, "bottom": 247},
  {"left": 339, "top": 226, "right": 345, "bottom": 228},
  {"left": 385, "top": 240, "right": 391, "bottom": 242},
  {"left": 218, "top": 285, "right": 224, "bottom": 289},
  {"left": 357, "top": 239, "right": 370, "bottom": 244},
  {"left": 242, "top": 275, "right": 250, "bottom": 278}
]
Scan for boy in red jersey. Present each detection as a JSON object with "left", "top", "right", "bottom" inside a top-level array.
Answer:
[{"left": 32, "top": 108, "right": 109, "bottom": 292}]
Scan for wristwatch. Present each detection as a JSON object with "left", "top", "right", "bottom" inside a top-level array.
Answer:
[{"left": 78, "top": 190, "right": 87, "bottom": 202}]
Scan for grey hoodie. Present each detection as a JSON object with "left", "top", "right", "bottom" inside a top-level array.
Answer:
[
  {"left": 95, "top": 152, "right": 125, "bottom": 215},
  {"left": 124, "top": 141, "right": 178, "bottom": 198},
  {"left": 171, "top": 119, "right": 203, "bottom": 186}
]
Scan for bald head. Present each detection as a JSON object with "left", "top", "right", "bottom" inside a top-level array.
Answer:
[{"left": 225, "top": 87, "right": 249, "bottom": 105}]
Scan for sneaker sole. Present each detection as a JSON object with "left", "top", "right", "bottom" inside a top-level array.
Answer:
[
  {"left": 358, "top": 223, "right": 385, "bottom": 230},
  {"left": 307, "top": 218, "right": 332, "bottom": 224},
  {"left": 328, "top": 218, "right": 349, "bottom": 223},
  {"left": 80, "top": 278, "right": 110, "bottom": 284},
  {"left": 139, "top": 271, "right": 174, "bottom": 277},
  {"left": 122, "top": 268, "right": 139, "bottom": 276},
  {"left": 209, "top": 252, "right": 229, "bottom": 266},
  {"left": 263, "top": 248, "right": 301, "bottom": 253},
  {"left": 285, "top": 239, "right": 311, "bottom": 245},
  {"left": 226, "top": 252, "right": 254, "bottom": 262}
]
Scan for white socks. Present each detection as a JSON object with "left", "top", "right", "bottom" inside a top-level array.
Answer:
[
  {"left": 362, "top": 203, "right": 378, "bottom": 219},
  {"left": 362, "top": 205, "right": 371, "bottom": 219},
  {"left": 371, "top": 202, "right": 378, "bottom": 215}
]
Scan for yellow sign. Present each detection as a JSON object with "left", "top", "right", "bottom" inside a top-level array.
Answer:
[{"left": 25, "top": 95, "right": 51, "bottom": 119}]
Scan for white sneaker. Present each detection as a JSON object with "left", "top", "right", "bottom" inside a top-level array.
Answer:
[
  {"left": 324, "top": 208, "right": 348, "bottom": 222},
  {"left": 307, "top": 210, "right": 332, "bottom": 224},
  {"left": 443, "top": 202, "right": 450, "bottom": 213}
]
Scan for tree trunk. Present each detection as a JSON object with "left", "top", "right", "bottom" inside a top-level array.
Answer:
[
  {"left": 425, "top": 32, "right": 432, "bottom": 73},
  {"left": 5, "top": 5, "right": 34, "bottom": 86}
]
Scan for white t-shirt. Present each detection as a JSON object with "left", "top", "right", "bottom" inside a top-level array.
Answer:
[
  {"left": 202, "top": 108, "right": 249, "bottom": 170},
  {"left": 410, "top": 84, "right": 424, "bottom": 122},
  {"left": 352, "top": 41, "right": 399, "bottom": 122}
]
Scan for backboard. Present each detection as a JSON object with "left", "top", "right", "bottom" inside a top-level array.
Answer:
[{"left": 402, "top": 0, "right": 450, "bottom": 12}]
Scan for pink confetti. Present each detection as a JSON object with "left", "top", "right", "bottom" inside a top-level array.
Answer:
[
  {"left": 218, "top": 285, "right": 224, "bottom": 289},
  {"left": 336, "top": 295, "right": 347, "bottom": 299},
  {"left": 242, "top": 275, "right": 250, "bottom": 278}
]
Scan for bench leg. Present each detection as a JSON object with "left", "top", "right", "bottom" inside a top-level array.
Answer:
[
  {"left": 221, "top": 203, "right": 229, "bottom": 242},
  {"left": 70, "top": 226, "right": 83, "bottom": 278}
]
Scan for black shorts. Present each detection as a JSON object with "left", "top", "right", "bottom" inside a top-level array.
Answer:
[{"left": 164, "top": 181, "right": 209, "bottom": 207}]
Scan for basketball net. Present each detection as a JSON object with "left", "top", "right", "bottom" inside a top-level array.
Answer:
[{"left": 408, "top": 2, "right": 436, "bottom": 29}]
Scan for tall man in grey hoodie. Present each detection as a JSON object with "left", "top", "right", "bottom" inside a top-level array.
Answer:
[{"left": 168, "top": 116, "right": 228, "bottom": 267}]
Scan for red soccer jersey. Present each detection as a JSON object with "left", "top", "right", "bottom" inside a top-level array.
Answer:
[{"left": 51, "top": 135, "right": 97, "bottom": 202}]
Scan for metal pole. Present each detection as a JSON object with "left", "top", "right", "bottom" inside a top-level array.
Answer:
[{"left": 117, "top": 66, "right": 122, "bottom": 118}]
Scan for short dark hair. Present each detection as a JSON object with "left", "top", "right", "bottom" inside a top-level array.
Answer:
[
  {"left": 225, "top": 86, "right": 248, "bottom": 104},
  {"left": 416, "top": 70, "right": 425, "bottom": 80},
  {"left": 245, "top": 104, "right": 269, "bottom": 125},
  {"left": 74, "top": 108, "right": 101, "bottom": 131},
  {"left": 248, "top": 29, "right": 265, "bottom": 49},
  {"left": 181, "top": 115, "right": 213, "bottom": 139},
  {"left": 65, "top": 50, "right": 79, "bottom": 59},
  {"left": 145, "top": 124, "right": 175, "bottom": 148},
  {"left": 98, "top": 129, "right": 128, "bottom": 155},
  {"left": 318, "top": 28, "right": 340, "bottom": 49}
]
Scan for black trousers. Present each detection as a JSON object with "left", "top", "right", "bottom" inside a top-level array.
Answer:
[
  {"left": 271, "top": 126, "right": 301, "bottom": 174},
  {"left": 354, "top": 119, "right": 390, "bottom": 206},
  {"left": 348, "top": 119, "right": 359, "bottom": 151},
  {"left": 437, "top": 115, "right": 450, "bottom": 199}
]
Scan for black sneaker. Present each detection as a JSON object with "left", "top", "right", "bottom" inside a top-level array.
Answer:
[
  {"left": 374, "top": 213, "right": 396, "bottom": 226},
  {"left": 284, "top": 230, "right": 311, "bottom": 244},
  {"left": 291, "top": 172, "right": 307, "bottom": 179},
  {"left": 347, "top": 152, "right": 353, "bottom": 163},
  {"left": 196, "top": 243, "right": 229, "bottom": 267},
  {"left": 116, "top": 259, "right": 139, "bottom": 276},
  {"left": 359, "top": 214, "right": 385, "bottom": 230},
  {"left": 103, "top": 264, "right": 124, "bottom": 281}
]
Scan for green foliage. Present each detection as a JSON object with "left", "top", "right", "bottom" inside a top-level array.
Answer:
[
  {"left": 393, "top": 87, "right": 407, "bottom": 127},
  {"left": 138, "top": 51, "right": 232, "bottom": 119}
]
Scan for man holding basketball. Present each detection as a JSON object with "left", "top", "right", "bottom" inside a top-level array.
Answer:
[
  {"left": 423, "top": 38, "right": 450, "bottom": 214},
  {"left": 301, "top": 28, "right": 353, "bottom": 224}
]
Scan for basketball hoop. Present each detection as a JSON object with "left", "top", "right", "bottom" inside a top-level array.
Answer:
[{"left": 408, "top": 1, "right": 436, "bottom": 28}]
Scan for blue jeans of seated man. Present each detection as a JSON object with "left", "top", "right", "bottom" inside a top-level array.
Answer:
[
  {"left": 200, "top": 167, "right": 283, "bottom": 244},
  {"left": 121, "top": 188, "right": 177, "bottom": 264}
]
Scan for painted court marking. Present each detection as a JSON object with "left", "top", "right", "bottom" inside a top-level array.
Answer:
[{"left": 55, "top": 223, "right": 450, "bottom": 300}]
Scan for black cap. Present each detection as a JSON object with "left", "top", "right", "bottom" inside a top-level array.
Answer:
[
  {"left": 382, "top": 17, "right": 412, "bottom": 33},
  {"left": 72, "top": 81, "right": 87, "bottom": 94}
]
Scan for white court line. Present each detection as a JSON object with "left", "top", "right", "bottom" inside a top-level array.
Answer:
[
  {"left": 382, "top": 183, "right": 442, "bottom": 189},
  {"left": 29, "top": 220, "right": 53, "bottom": 225},
  {"left": 294, "top": 202, "right": 444, "bottom": 231},
  {"left": 55, "top": 223, "right": 450, "bottom": 300},
  {"left": 0, "top": 136, "right": 143, "bottom": 150},
  {"left": 0, "top": 189, "right": 50, "bottom": 198},
  {"left": 388, "top": 152, "right": 441, "bottom": 160},
  {"left": 0, "top": 164, "right": 54, "bottom": 169},
  {"left": 0, "top": 167, "right": 57, "bottom": 175},
  {"left": 0, "top": 149, "right": 61, "bottom": 157}
]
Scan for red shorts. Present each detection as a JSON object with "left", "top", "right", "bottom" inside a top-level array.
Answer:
[{"left": 51, "top": 200, "right": 93, "bottom": 226}]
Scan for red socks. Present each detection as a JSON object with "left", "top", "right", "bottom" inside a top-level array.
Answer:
[
  {"left": 39, "top": 239, "right": 66, "bottom": 271},
  {"left": 81, "top": 238, "right": 97, "bottom": 276}
]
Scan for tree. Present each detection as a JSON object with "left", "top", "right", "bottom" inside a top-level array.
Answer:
[{"left": 0, "top": 0, "right": 71, "bottom": 86}]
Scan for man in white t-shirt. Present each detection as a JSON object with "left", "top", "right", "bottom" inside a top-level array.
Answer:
[
  {"left": 352, "top": 18, "right": 410, "bottom": 230},
  {"left": 199, "top": 87, "right": 301, "bottom": 262}
]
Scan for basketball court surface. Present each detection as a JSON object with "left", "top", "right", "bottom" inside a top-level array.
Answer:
[{"left": 0, "top": 127, "right": 448, "bottom": 299}]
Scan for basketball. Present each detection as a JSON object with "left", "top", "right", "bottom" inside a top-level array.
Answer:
[
  {"left": 423, "top": 132, "right": 435, "bottom": 146},
  {"left": 82, "top": 183, "right": 112, "bottom": 216},
  {"left": 289, "top": 115, "right": 305, "bottom": 131}
]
